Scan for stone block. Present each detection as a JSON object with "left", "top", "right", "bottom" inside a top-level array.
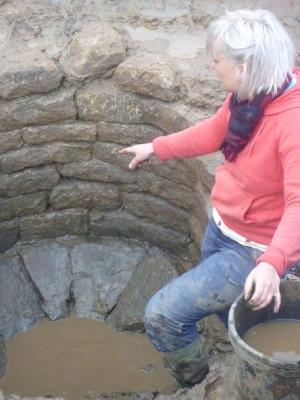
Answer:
[
  {"left": 19, "top": 209, "right": 89, "bottom": 241},
  {"left": 0, "top": 220, "right": 18, "bottom": 253},
  {"left": 0, "top": 143, "right": 91, "bottom": 173},
  {"left": 137, "top": 170, "right": 195, "bottom": 209},
  {"left": 0, "top": 89, "right": 76, "bottom": 132},
  {"left": 146, "top": 159, "right": 198, "bottom": 190},
  {"left": 49, "top": 181, "right": 121, "bottom": 211},
  {"left": 107, "top": 247, "right": 178, "bottom": 331},
  {"left": 59, "top": 159, "right": 136, "bottom": 184},
  {"left": 122, "top": 192, "right": 190, "bottom": 234},
  {"left": 77, "top": 79, "right": 192, "bottom": 133},
  {"left": 22, "top": 122, "right": 97, "bottom": 145},
  {"left": 60, "top": 23, "right": 126, "bottom": 80},
  {"left": 0, "top": 129, "right": 22, "bottom": 154},
  {"left": 0, "top": 46, "right": 62, "bottom": 100},
  {"left": 90, "top": 210, "right": 191, "bottom": 257},
  {"left": 179, "top": 55, "right": 225, "bottom": 110},
  {"left": 114, "top": 55, "right": 180, "bottom": 101},
  {"left": 21, "top": 244, "right": 72, "bottom": 320},
  {"left": 94, "top": 140, "right": 198, "bottom": 190},
  {"left": 97, "top": 121, "right": 163, "bottom": 145},
  {"left": 0, "top": 166, "right": 60, "bottom": 197},
  {"left": 76, "top": 80, "right": 144, "bottom": 124},
  {"left": 94, "top": 143, "right": 198, "bottom": 204},
  {"left": 142, "top": 101, "right": 189, "bottom": 133},
  {"left": 71, "top": 242, "right": 145, "bottom": 319},
  {"left": 0, "top": 255, "right": 44, "bottom": 340},
  {"left": 0, "top": 192, "right": 47, "bottom": 221},
  {"left": 93, "top": 142, "right": 133, "bottom": 170}
]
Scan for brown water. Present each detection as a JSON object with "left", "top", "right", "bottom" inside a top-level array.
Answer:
[
  {"left": 0, "top": 317, "right": 175, "bottom": 399},
  {"left": 243, "top": 319, "right": 300, "bottom": 362}
]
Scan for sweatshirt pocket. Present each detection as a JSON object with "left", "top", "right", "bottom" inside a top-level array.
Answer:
[{"left": 211, "top": 166, "right": 255, "bottom": 223}]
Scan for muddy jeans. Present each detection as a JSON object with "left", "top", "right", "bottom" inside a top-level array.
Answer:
[{"left": 144, "top": 217, "right": 299, "bottom": 352}]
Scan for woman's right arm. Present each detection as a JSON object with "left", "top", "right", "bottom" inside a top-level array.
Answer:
[{"left": 120, "top": 95, "right": 230, "bottom": 169}]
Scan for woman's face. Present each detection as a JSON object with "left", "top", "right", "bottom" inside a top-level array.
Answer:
[{"left": 210, "top": 48, "right": 243, "bottom": 93}]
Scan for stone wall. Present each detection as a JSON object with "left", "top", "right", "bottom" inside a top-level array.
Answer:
[
  {"left": 0, "top": 20, "right": 216, "bottom": 262},
  {"left": 1, "top": 0, "right": 299, "bottom": 260}
]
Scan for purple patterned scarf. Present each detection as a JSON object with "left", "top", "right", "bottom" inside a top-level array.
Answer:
[{"left": 220, "top": 76, "right": 292, "bottom": 162}]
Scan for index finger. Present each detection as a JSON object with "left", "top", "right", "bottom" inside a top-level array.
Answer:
[{"left": 119, "top": 147, "right": 133, "bottom": 154}]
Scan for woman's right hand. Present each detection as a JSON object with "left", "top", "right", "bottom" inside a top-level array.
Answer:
[{"left": 119, "top": 143, "right": 154, "bottom": 170}]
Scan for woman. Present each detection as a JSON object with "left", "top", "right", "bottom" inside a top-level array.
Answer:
[{"left": 120, "top": 9, "right": 300, "bottom": 386}]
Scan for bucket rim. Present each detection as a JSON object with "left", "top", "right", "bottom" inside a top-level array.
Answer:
[{"left": 228, "top": 292, "right": 300, "bottom": 371}]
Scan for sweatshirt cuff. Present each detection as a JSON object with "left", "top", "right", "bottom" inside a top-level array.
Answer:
[
  {"left": 152, "top": 136, "right": 173, "bottom": 161},
  {"left": 256, "top": 247, "right": 287, "bottom": 276}
]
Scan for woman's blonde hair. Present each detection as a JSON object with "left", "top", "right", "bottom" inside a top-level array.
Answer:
[{"left": 206, "top": 9, "right": 295, "bottom": 100}]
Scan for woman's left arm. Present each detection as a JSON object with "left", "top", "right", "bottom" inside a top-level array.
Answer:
[{"left": 245, "top": 111, "right": 300, "bottom": 311}]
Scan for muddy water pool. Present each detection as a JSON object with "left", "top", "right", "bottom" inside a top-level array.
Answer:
[
  {"left": 243, "top": 319, "right": 300, "bottom": 362},
  {"left": 1, "top": 317, "right": 175, "bottom": 399}
]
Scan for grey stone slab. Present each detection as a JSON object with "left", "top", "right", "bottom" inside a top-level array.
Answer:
[
  {"left": 0, "top": 192, "right": 47, "bottom": 222},
  {"left": 71, "top": 242, "right": 145, "bottom": 319},
  {"left": 59, "top": 159, "right": 136, "bottom": 184},
  {"left": 0, "top": 336, "right": 6, "bottom": 379},
  {"left": 0, "top": 46, "right": 62, "bottom": 100},
  {"left": 0, "top": 166, "right": 60, "bottom": 197},
  {"left": 22, "top": 122, "right": 97, "bottom": 145},
  {"left": 179, "top": 55, "right": 225, "bottom": 110},
  {"left": 137, "top": 170, "right": 196, "bottom": 209},
  {"left": 49, "top": 181, "right": 121, "bottom": 211},
  {"left": 90, "top": 210, "right": 191, "bottom": 257},
  {"left": 19, "top": 209, "right": 89, "bottom": 241},
  {"left": 145, "top": 159, "right": 198, "bottom": 190},
  {"left": 122, "top": 192, "right": 190, "bottom": 234},
  {"left": 0, "top": 220, "right": 18, "bottom": 253},
  {"left": 0, "top": 129, "right": 22, "bottom": 155},
  {"left": 142, "top": 101, "right": 189, "bottom": 133},
  {"left": 0, "top": 143, "right": 90, "bottom": 173},
  {"left": 94, "top": 140, "right": 198, "bottom": 191},
  {"left": 93, "top": 142, "right": 136, "bottom": 171},
  {"left": 97, "top": 121, "right": 163, "bottom": 145},
  {"left": 107, "top": 247, "right": 178, "bottom": 331},
  {"left": 0, "top": 89, "right": 76, "bottom": 132},
  {"left": 21, "top": 244, "right": 72, "bottom": 320},
  {"left": 60, "top": 23, "right": 126, "bottom": 80},
  {"left": 0, "top": 255, "right": 44, "bottom": 340}
]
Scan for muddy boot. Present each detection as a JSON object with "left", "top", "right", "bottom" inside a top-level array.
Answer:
[{"left": 163, "top": 337, "right": 209, "bottom": 387}]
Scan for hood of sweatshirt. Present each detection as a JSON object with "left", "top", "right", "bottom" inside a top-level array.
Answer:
[{"left": 264, "top": 67, "right": 300, "bottom": 116}]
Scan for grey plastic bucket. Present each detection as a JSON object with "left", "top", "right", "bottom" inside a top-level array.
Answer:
[{"left": 228, "top": 279, "right": 300, "bottom": 400}]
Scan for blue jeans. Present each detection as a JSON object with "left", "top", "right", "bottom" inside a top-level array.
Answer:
[{"left": 144, "top": 218, "right": 298, "bottom": 352}]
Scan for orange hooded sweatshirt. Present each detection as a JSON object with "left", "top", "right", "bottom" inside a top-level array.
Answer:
[{"left": 152, "top": 68, "right": 300, "bottom": 275}]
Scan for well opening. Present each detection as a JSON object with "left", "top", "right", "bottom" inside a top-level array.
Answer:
[
  {"left": 0, "top": 3, "right": 220, "bottom": 396},
  {"left": 0, "top": 237, "right": 184, "bottom": 398},
  {"left": 0, "top": 4, "right": 215, "bottom": 393}
]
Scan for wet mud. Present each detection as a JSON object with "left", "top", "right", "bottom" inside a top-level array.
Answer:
[{"left": 1, "top": 317, "right": 176, "bottom": 399}]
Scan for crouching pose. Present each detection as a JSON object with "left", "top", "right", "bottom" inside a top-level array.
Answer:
[{"left": 120, "top": 9, "right": 300, "bottom": 387}]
